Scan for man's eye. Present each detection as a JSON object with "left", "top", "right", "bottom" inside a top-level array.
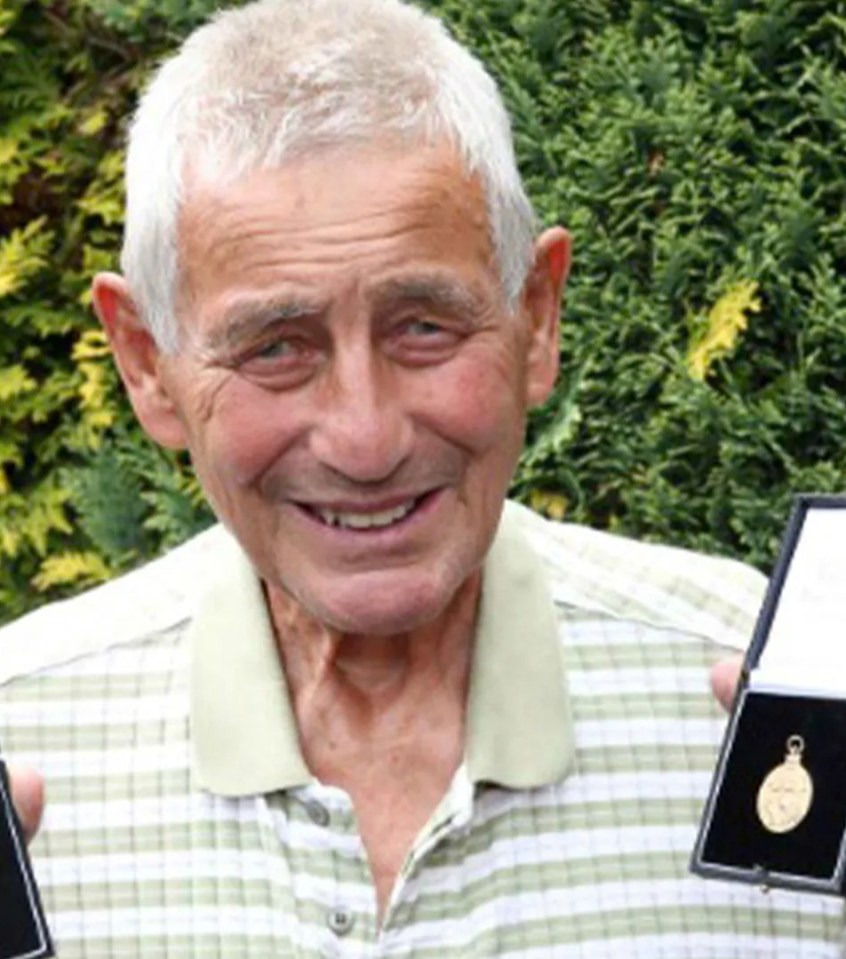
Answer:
[
  {"left": 404, "top": 318, "right": 445, "bottom": 337},
  {"left": 254, "top": 338, "right": 296, "bottom": 360},
  {"left": 232, "top": 335, "right": 318, "bottom": 387},
  {"left": 387, "top": 316, "right": 462, "bottom": 366}
]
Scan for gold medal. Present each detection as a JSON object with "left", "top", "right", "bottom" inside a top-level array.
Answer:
[{"left": 756, "top": 734, "right": 814, "bottom": 834}]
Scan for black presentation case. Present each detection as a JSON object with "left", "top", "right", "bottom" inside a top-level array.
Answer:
[
  {"left": 0, "top": 759, "right": 52, "bottom": 958},
  {"left": 692, "top": 494, "right": 846, "bottom": 895}
]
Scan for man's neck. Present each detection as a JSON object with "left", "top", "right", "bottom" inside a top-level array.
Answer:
[
  {"left": 264, "top": 573, "right": 481, "bottom": 918},
  {"left": 265, "top": 572, "right": 480, "bottom": 747}
]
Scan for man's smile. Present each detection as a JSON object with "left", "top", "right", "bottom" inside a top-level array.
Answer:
[{"left": 294, "top": 489, "right": 442, "bottom": 534}]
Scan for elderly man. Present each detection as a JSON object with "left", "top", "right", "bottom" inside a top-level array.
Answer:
[{"left": 0, "top": 0, "right": 840, "bottom": 955}]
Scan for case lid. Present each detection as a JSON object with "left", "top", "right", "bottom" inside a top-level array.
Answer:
[{"left": 747, "top": 495, "right": 846, "bottom": 697}]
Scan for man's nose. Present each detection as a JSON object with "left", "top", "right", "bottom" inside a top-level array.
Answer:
[{"left": 308, "top": 346, "right": 413, "bottom": 484}]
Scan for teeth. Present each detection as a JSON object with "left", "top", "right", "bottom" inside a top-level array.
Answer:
[{"left": 316, "top": 499, "right": 416, "bottom": 530}]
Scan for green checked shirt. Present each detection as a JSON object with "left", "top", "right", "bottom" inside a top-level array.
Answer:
[{"left": 0, "top": 501, "right": 842, "bottom": 957}]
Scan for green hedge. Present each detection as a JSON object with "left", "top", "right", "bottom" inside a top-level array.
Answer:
[{"left": 1, "top": 0, "right": 845, "bottom": 623}]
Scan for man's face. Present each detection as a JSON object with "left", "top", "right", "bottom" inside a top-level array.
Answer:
[{"left": 113, "top": 143, "right": 563, "bottom": 635}]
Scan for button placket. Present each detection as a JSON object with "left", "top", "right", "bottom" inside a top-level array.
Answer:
[{"left": 295, "top": 785, "right": 377, "bottom": 946}]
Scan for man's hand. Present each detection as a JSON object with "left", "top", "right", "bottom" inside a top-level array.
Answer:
[
  {"left": 7, "top": 765, "right": 44, "bottom": 842},
  {"left": 710, "top": 655, "right": 743, "bottom": 712}
]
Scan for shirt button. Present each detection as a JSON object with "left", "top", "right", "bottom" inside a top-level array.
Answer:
[
  {"left": 327, "top": 906, "right": 355, "bottom": 936},
  {"left": 305, "top": 800, "right": 330, "bottom": 827}
]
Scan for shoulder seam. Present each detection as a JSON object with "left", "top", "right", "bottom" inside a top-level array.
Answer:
[
  {"left": 504, "top": 500, "right": 766, "bottom": 652},
  {"left": 0, "top": 525, "right": 232, "bottom": 681}
]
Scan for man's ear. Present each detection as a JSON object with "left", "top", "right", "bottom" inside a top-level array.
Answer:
[
  {"left": 91, "top": 273, "right": 187, "bottom": 449},
  {"left": 522, "top": 226, "right": 572, "bottom": 407}
]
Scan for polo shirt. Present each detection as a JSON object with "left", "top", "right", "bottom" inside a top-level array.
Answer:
[{"left": 0, "top": 501, "right": 842, "bottom": 957}]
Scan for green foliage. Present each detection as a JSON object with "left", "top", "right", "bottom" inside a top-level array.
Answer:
[
  {"left": 1, "top": 0, "right": 845, "bottom": 624},
  {"left": 496, "top": 0, "right": 846, "bottom": 569},
  {"left": 0, "top": 0, "right": 214, "bottom": 622}
]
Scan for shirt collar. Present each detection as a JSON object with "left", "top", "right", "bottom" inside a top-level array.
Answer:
[
  {"left": 191, "top": 501, "right": 573, "bottom": 797},
  {"left": 190, "top": 534, "right": 311, "bottom": 795},
  {"left": 465, "top": 501, "right": 573, "bottom": 787}
]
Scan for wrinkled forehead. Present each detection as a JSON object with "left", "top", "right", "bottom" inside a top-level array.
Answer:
[
  {"left": 180, "top": 124, "right": 483, "bottom": 209},
  {"left": 180, "top": 133, "right": 489, "bottom": 238},
  {"left": 173, "top": 138, "right": 500, "bottom": 320}
]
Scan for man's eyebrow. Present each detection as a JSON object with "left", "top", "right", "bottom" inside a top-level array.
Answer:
[
  {"left": 204, "top": 297, "right": 322, "bottom": 352},
  {"left": 371, "top": 275, "right": 489, "bottom": 317}
]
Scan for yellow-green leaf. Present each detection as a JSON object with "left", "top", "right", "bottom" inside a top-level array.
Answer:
[
  {"left": 77, "top": 361, "right": 112, "bottom": 410},
  {"left": 72, "top": 329, "right": 112, "bottom": 361},
  {"left": 13, "top": 481, "right": 72, "bottom": 555},
  {"left": 0, "top": 524, "right": 20, "bottom": 557},
  {"left": 0, "top": 6, "right": 15, "bottom": 39},
  {"left": 0, "top": 364, "right": 36, "bottom": 402},
  {"left": 529, "top": 490, "right": 568, "bottom": 522},
  {"left": 686, "top": 280, "right": 761, "bottom": 381},
  {"left": 78, "top": 107, "right": 108, "bottom": 137},
  {"left": 32, "top": 551, "right": 112, "bottom": 591},
  {"left": 0, "top": 218, "right": 51, "bottom": 300},
  {"left": 0, "top": 137, "right": 18, "bottom": 165}
]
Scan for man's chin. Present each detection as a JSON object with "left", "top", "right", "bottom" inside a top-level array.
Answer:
[
  {"left": 287, "top": 568, "right": 470, "bottom": 638},
  {"left": 310, "top": 592, "right": 448, "bottom": 637}
]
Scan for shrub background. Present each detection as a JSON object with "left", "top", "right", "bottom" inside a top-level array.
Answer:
[{"left": 1, "top": 0, "right": 845, "bottom": 624}]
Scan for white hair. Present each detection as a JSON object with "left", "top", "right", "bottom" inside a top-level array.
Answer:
[{"left": 121, "top": 0, "right": 537, "bottom": 352}]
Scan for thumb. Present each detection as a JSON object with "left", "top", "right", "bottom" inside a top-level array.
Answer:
[
  {"left": 6, "top": 764, "right": 45, "bottom": 843},
  {"left": 710, "top": 655, "right": 744, "bottom": 713}
]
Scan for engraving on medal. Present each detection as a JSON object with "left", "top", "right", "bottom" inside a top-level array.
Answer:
[{"left": 756, "top": 734, "right": 814, "bottom": 834}]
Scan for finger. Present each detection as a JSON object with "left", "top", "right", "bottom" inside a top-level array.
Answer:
[
  {"left": 6, "top": 765, "right": 45, "bottom": 843},
  {"left": 710, "top": 655, "right": 743, "bottom": 712}
]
